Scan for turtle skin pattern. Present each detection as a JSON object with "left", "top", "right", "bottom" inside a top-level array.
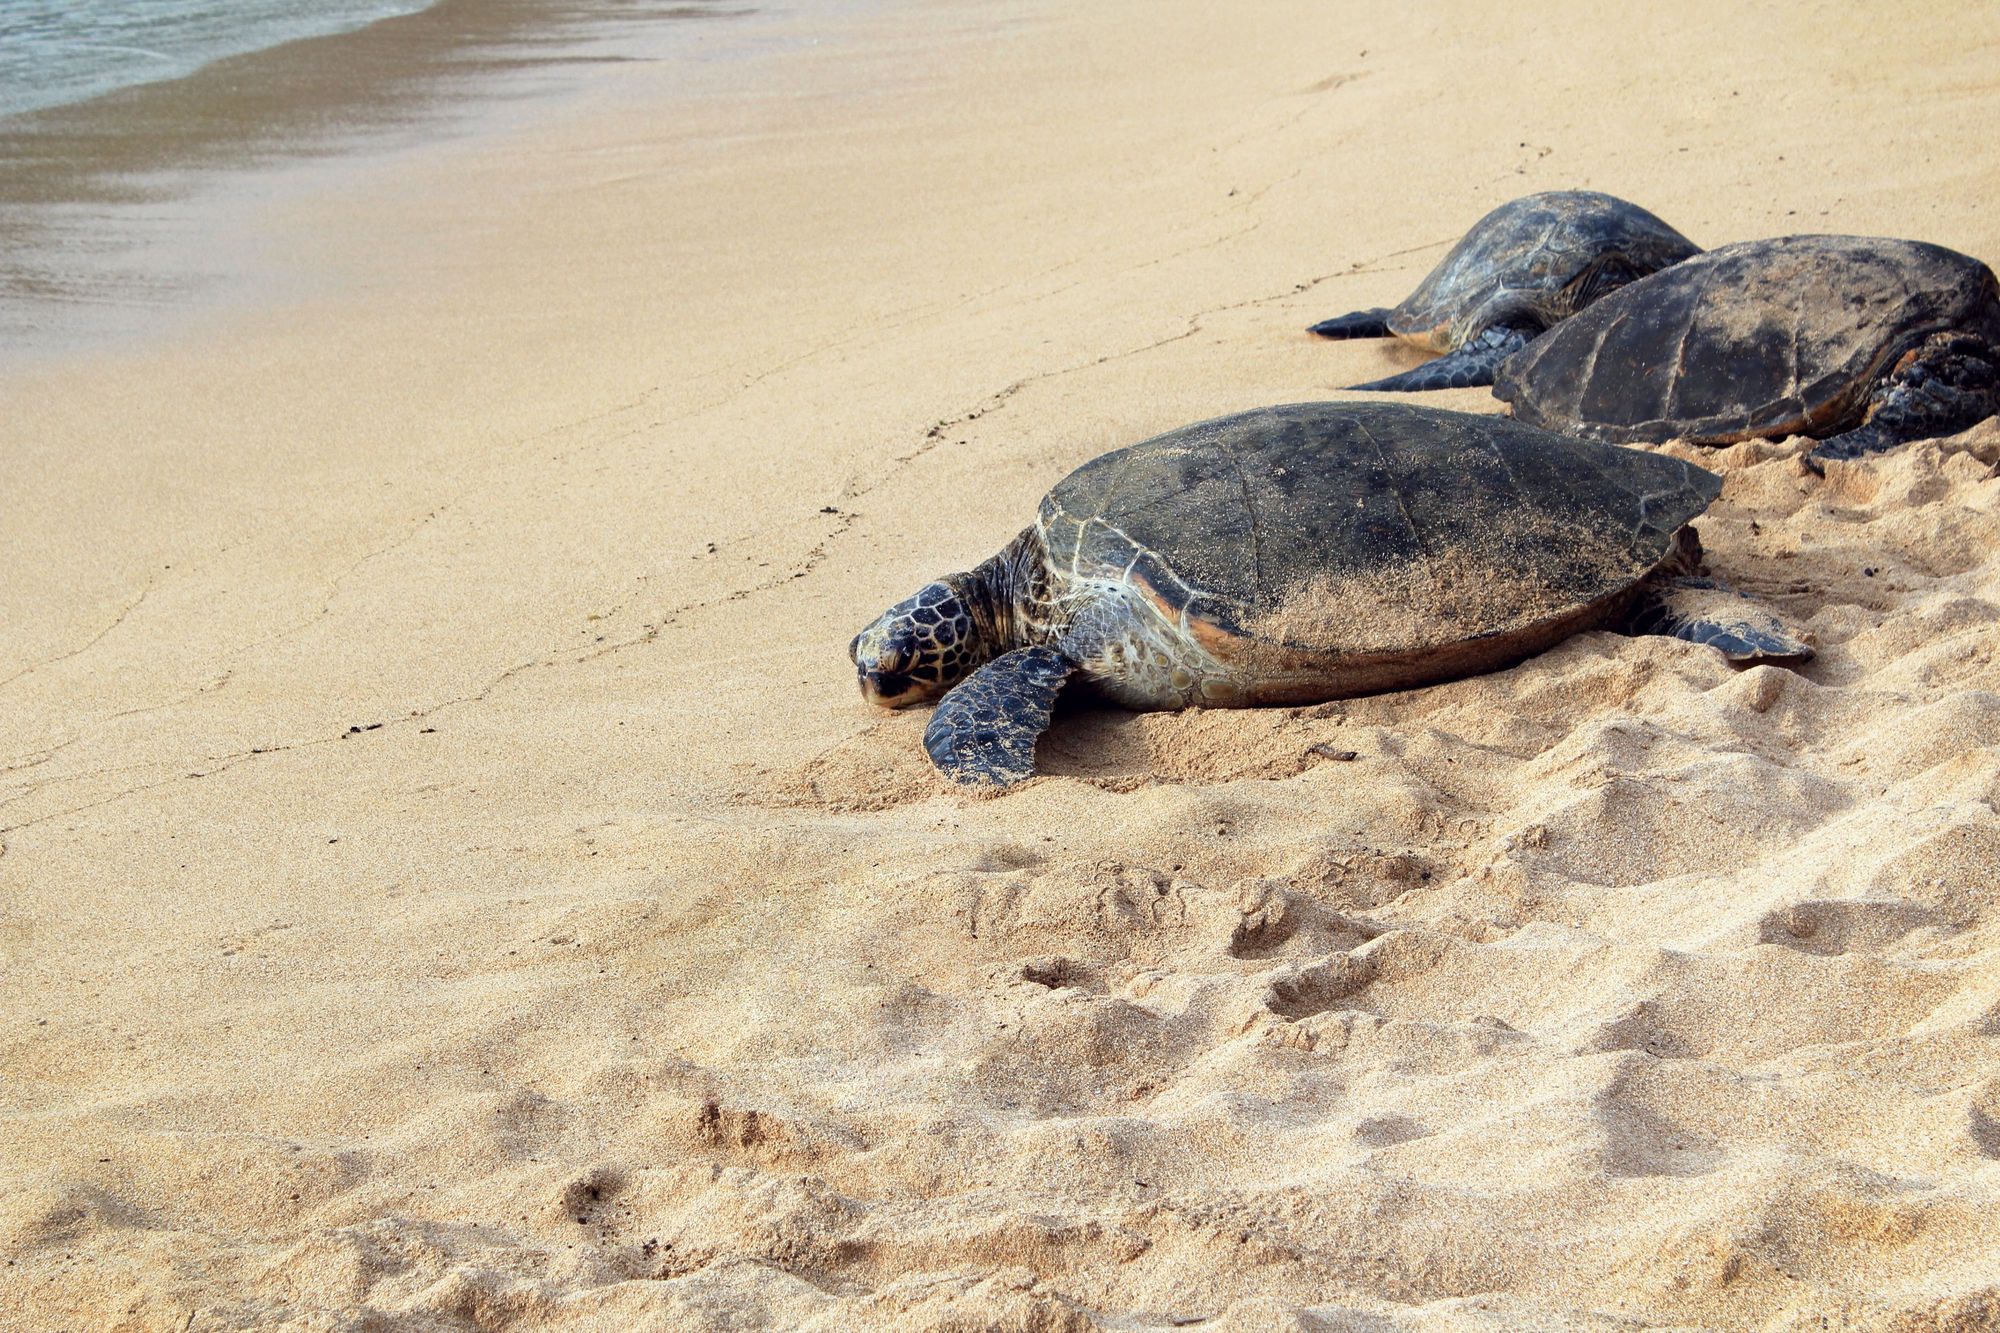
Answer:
[{"left": 923, "top": 646, "right": 1072, "bottom": 786}]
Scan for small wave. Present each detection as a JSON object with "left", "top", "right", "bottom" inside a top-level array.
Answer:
[{"left": 0, "top": 0, "right": 434, "bottom": 120}]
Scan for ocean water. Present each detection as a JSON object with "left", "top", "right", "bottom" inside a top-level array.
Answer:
[{"left": 0, "top": 0, "right": 435, "bottom": 120}]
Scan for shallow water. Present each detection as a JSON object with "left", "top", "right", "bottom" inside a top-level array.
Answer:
[{"left": 0, "top": 0, "right": 436, "bottom": 120}]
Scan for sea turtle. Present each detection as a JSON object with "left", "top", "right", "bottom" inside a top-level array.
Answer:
[
  {"left": 1311, "top": 190, "right": 1700, "bottom": 393},
  {"left": 850, "top": 402, "right": 1810, "bottom": 786},
  {"left": 1493, "top": 234, "right": 2000, "bottom": 465}
]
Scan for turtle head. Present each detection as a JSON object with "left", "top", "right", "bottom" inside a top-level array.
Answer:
[{"left": 851, "top": 578, "right": 991, "bottom": 708}]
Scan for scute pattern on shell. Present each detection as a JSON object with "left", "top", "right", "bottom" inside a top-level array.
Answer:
[
  {"left": 1390, "top": 190, "right": 1700, "bottom": 352},
  {"left": 1495, "top": 234, "right": 2000, "bottom": 444},
  {"left": 1035, "top": 402, "right": 1720, "bottom": 669}
]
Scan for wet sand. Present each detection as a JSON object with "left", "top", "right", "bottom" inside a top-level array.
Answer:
[
  {"left": 4, "top": 1, "right": 2000, "bottom": 1328},
  {"left": 0, "top": 0, "right": 806, "bottom": 354}
]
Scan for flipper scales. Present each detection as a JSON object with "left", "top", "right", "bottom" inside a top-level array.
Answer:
[{"left": 923, "top": 646, "right": 1075, "bottom": 786}]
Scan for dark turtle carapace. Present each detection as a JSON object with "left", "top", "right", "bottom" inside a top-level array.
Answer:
[
  {"left": 1312, "top": 191, "right": 1700, "bottom": 393},
  {"left": 1494, "top": 234, "right": 2000, "bottom": 465},
  {"left": 850, "top": 402, "right": 1810, "bottom": 786}
]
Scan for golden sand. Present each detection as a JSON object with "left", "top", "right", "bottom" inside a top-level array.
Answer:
[{"left": 4, "top": 2, "right": 1999, "bottom": 1328}]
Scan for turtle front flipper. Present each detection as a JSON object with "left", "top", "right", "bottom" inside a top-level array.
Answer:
[
  {"left": 1309, "top": 307, "right": 1394, "bottom": 339},
  {"left": 1807, "top": 332, "right": 2000, "bottom": 467},
  {"left": 1626, "top": 577, "right": 1814, "bottom": 666},
  {"left": 1348, "top": 323, "right": 1534, "bottom": 392},
  {"left": 924, "top": 646, "right": 1076, "bottom": 787}
]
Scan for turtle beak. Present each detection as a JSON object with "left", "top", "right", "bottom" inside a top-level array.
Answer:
[{"left": 859, "top": 669, "right": 919, "bottom": 707}]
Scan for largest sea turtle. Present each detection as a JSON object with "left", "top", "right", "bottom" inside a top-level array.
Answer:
[
  {"left": 1494, "top": 234, "right": 2000, "bottom": 464},
  {"left": 851, "top": 402, "right": 1810, "bottom": 786},
  {"left": 1311, "top": 190, "right": 1701, "bottom": 392}
]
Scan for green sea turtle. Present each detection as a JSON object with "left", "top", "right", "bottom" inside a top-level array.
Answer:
[
  {"left": 1493, "top": 234, "right": 2000, "bottom": 465},
  {"left": 850, "top": 402, "right": 1811, "bottom": 786},
  {"left": 1312, "top": 190, "right": 1700, "bottom": 392}
]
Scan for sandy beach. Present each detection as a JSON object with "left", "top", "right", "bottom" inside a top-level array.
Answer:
[{"left": 5, "top": 1, "right": 2000, "bottom": 1328}]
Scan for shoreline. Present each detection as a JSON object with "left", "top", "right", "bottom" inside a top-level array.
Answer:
[
  {"left": 0, "top": 0, "right": 870, "bottom": 361},
  {"left": 0, "top": 1, "right": 436, "bottom": 121}
]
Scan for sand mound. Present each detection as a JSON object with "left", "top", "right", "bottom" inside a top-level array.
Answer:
[{"left": 531, "top": 441, "right": 2000, "bottom": 1331}]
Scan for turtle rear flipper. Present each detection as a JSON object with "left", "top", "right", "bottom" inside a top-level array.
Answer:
[
  {"left": 924, "top": 646, "right": 1075, "bottom": 786},
  {"left": 1807, "top": 332, "right": 2000, "bottom": 467},
  {"left": 1309, "top": 307, "right": 1394, "bottom": 339},
  {"left": 1627, "top": 578, "right": 1814, "bottom": 666},
  {"left": 1349, "top": 323, "right": 1533, "bottom": 393}
]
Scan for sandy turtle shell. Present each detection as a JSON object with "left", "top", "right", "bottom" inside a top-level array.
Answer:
[
  {"left": 855, "top": 403, "right": 1804, "bottom": 786},
  {"left": 1383, "top": 190, "right": 1700, "bottom": 352},
  {"left": 1026, "top": 401, "right": 1721, "bottom": 703},
  {"left": 1494, "top": 234, "right": 2000, "bottom": 444}
]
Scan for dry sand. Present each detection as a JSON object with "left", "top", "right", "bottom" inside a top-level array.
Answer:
[{"left": 5, "top": 1, "right": 2000, "bottom": 1328}]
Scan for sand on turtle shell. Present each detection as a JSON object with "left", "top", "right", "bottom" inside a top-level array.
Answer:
[{"left": 1247, "top": 522, "right": 1661, "bottom": 658}]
